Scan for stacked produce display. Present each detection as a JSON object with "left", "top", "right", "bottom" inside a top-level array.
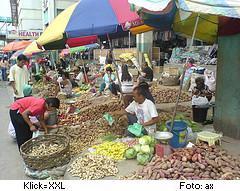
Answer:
[
  {"left": 58, "top": 100, "right": 123, "bottom": 126},
  {"left": 33, "top": 80, "right": 58, "bottom": 97},
  {"left": 92, "top": 141, "right": 128, "bottom": 160},
  {"left": 27, "top": 69, "right": 239, "bottom": 181},
  {"left": 124, "top": 136, "right": 156, "bottom": 165},
  {"left": 58, "top": 99, "right": 92, "bottom": 116},
  {"left": 150, "top": 87, "right": 191, "bottom": 104},
  {"left": 126, "top": 144, "right": 240, "bottom": 180},
  {"left": 67, "top": 154, "right": 118, "bottom": 179},
  {"left": 29, "top": 143, "right": 65, "bottom": 157},
  {"left": 57, "top": 100, "right": 127, "bottom": 156}
]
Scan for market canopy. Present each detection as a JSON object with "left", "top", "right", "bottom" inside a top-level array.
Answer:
[
  {"left": 37, "top": 0, "right": 142, "bottom": 50},
  {"left": 10, "top": 49, "right": 24, "bottom": 60},
  {"left": 130, "top": 24, "right": 155, "bottom": 35},
  {"left": 23, "top": 41, "right": 44, "bottom": 55},
  {"left": 60, "top": 43, "right": 99, "bottom": 56},
  {"left": 178, "top": 0, "right": 240, "bottom": 19},
  {"left": 128, "top": 0, "right": 240, "bottom": 43},
  {"left": 2, "top": 40, "right": 32, "bottom": 52},
  {"left": 129, "top": 0, "right": 240, "bottom": 18}
]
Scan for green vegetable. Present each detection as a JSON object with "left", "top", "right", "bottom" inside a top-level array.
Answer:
[
  {"left": 137, "top": 153, "right": 151, "bottom": 165},
  {"left": 150, "top": 147, "right": 155, "bottom": 154},
  {"left": 124, "top": 148, "right": 137, "bottom": 159},
  {"left": 140, "top": 145, "right": 151, "bottom": 154},
  {"left": 187, "top": 120, "right": 201, "bottom": 132},
  {"left": 139, "top": 135, "right": 152, "bottom": 145},
  {"left": 133, "top": 144, "right": 141, "bottom": 152},
  {"left": 159, "top": 123, "right": 168, "bottom": 132},
  {"left": 101, "top": 134, "right": 118, "bottom": 142}
]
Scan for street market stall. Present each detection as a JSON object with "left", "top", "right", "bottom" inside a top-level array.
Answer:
[{"left": 13, "top": 0, "right": 240, "bottom": 181}]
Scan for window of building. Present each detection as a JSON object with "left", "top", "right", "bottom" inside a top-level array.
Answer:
[{"left": 44, "top": 8, "right": 49, "bottom": 24}]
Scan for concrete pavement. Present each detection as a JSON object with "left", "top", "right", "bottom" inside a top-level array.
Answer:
[{"left": 0, "top": 82, "right": 28, "bottom": 180}]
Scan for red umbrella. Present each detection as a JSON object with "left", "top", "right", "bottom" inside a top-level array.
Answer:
[
  {"left": 66, "top": 35, "right": 97, "bottom": 48},
  {"left": 2, "top": 40, "right": 32, "bottom": 52}
]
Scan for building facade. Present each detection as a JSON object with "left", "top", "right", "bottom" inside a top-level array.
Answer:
[
  {"left": 18, "top": 0, "right": 42, "bottom": 31},
  {"left": 42, "top": 0, "right": 78, "bottom": 29},
  {"left": 9, "top": 0, "right": 43, "bottom": 40}
]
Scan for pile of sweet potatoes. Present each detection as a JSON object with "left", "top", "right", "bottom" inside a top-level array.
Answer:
[{"left": 134, "top": 144, "right": 240, "bottom": 180}]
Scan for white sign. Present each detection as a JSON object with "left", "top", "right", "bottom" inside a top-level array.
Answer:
[{"left": 7, "top": 30, "right": 43, "bottom": 40}]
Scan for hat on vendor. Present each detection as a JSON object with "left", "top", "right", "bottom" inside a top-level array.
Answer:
[{"left": 23, "top": 84, "right": 32, "bottom": 97}]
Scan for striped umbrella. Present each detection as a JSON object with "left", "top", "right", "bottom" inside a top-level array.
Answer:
[
  {"left": 37, "top": 0, "right": 142, "bottom": 50},
  {"left": 129, "top": 0, "right": 240, "bottom": 43},
  {"left": 60, "top": 43, "right": 99, "bottom": 57}
]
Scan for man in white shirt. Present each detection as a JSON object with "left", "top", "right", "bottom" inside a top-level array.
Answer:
[
  {"left": 112, "top": 86, "right": 159, "bottom": 135},
  {"left": 9, "top": 54, "right": 30, "bottom": 100}
]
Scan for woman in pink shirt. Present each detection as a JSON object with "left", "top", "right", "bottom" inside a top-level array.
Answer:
[{"left": 10, "top": 97, "right": 60, "bottom": 149}]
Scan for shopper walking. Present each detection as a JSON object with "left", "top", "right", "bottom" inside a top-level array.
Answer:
[{"left": 9, "top": 54, "right": 30, "bottom": 100}]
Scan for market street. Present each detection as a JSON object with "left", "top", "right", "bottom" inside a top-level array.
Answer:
[{"left": 0, "top": 82, "right": 28, "bottom": 179}]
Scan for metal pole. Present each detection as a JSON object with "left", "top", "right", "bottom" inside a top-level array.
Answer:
[
  {"left": 107, "top": 34, "right": 124, "bottom": 102},
  {"left": 128, "top": 31, "right": 131, "bottom": 49},
  {"left": 170, "top": 14, "right": 200, "bottom": 131}
]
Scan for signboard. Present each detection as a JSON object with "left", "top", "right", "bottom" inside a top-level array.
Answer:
[
  {"left": 7, "top": 30, "right": 43, "bottom": 40},
  {"left": 0, "top": 16, "right": 12, "bottom": 23}
]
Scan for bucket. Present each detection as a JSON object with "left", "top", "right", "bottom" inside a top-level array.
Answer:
[
  {"left": 166, "top": 120, "right": 188, "bottom": 148},
  {"left": 192, "top": 106, "right": 208, "bottom": 123}
]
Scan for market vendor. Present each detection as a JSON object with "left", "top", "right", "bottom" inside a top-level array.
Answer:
[
  {"left": 98, "top": 67, "right": 116, "bottom": 96},
  {"left": 9, "top": 97, "right": 60, "bottom": 149},
  {"left": 57, "top": 72, "right": 73, "bottom": 97},
  {"left": 111, "top": 86, "right": 159, "bottom": 136},
  {"left": 110, "top": 64, "right": 133, "bottom": 95},
  {"left": 138, "top": 62, "right": 153, "bottom": 83},
  {"left": 75, "top": 66, "right": 89, "bottom": 86},
  {"left": 192, "top": 77, "right": 213, "bottom": 102}
]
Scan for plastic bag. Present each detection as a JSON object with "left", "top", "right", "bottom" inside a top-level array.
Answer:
[
  {"left": 8, "top": 121, "right": 16, "bottom": 139},
  {"left": 204, "top": 70, "right": 216, "bottom": 92},
  {"left": 128, "top": 123, "right": 143, "bottom": 137},
  {"left": 24, "top": 164, "right": 68, "bottom": 179},
  {"left": 192, "top": 95, "right": 209, "bottom": 107},
  {"left": 32, "top": 131, "right": 40, "bottom": 138},
  {"left": 103, "top": 113, "right": 115, "bottom": 126}
]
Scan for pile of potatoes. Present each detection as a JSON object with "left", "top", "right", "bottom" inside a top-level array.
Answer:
[
  {"left": 130, "top": 144, "right": 240, "bottom": 180},
  {"left": 58, "top": 100, "right": 123, "bottom": 126},
  {"left": 57, "top": 117, "right": 126, "bottom": 156},
  {"left": 150, "top": 87, "right": 191, "bottom": 104},
  {"left": 158, "top": 112, "right": 172, "bottom": 122},
  {"left": 59, "top": 99, "right": 92, "bottom": 115}
]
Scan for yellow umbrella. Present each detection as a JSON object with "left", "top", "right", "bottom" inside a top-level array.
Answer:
[
  {"left": 130, "top": 24, "right": 155, "bottom": 35},
  {"left": 23, "top": 41, "right": 44, "bottom": 55},
  {"left": 173, "top": 11, "right": 218, "bottom": 43},
  {"left": 36, "top": 3, "right": 78, "bottom": 48}
]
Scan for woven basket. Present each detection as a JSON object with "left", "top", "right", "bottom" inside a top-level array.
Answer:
[{"left": 20, "top": 135, "right": 70, "bottom": 170}]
